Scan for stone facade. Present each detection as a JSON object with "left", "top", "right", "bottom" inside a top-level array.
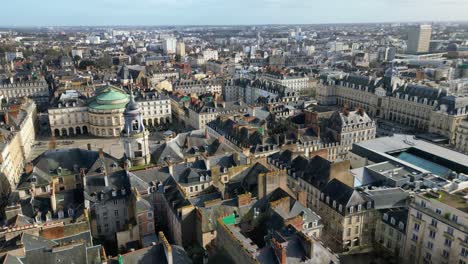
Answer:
[
  {"left": 316, "top": 71, "right": 468, "bottom": 143},
  {"left": 403, "top": 191, "right": 468, "bottom": 264},
  {"left": 48, "top": 85, "right": 171, "bottom": 137}
]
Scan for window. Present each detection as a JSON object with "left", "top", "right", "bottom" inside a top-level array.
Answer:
[
  {"left": 431, "top": 219, "right": 438, "bottom": 227},
  {"left": 436, "top": 208, "right": 442, "bottom": 215},
  {"left": 356, "top": 216, "right": 360, "bottom": 223},
  {"left": 114, "top": 210, "right": 119, "bottom": 217},
  {"left": 349, "top": 206, "right": 354, "bottom": 214},
  {"left": 114, "top": 200, "right": 118, "bottom": 205},
  {"left": 367, "top": 201, "right": 372, "bottom": 209},
  {"left": 414, "top": 223, "right": 420, "bottom": 231},
  {"left": 461, "top": 248, "right": 468, "bottom": 257},
  {"left": 390, "top": 218, "right": 396, "bottom": 225},
  {"left": 399, "top": 222, "right": 405, "bottom": 230},
  {"left": 383, "top": 213, "right": 388, "bottom": 221},
  {"left": 443, "top": 250, "right": 450, "bottom": 258},
  {"left": 429, "top": 230, "right": 436, "bottom": 239},
  {"left": 397, "top": 233, "right": 402, "bottom": 241},
  {"left": 425, "top": 252, "right": 431, "bottom": 260},
  {"left": 416, "top": 212, "right": 423, "bottom": 220},
  {"left": 389, "top": 228, "right": 394, "bottom": 236},
  {"left": 147, "top": 212, "right": 153, "bottom": 218},
  {"left": 420, "top": 200, "right": 427, "bottom": 207},
  {"left": 427, "top": 241, "right": 433, "bottom": 250},
  {"left": 347, "top": 217, "right": 352, "bottom": 224},
  {"left": 453, "top": 215, "right": 459, "bottom": 223},
  {"left": 116, "top": 221, "right": 120, "bottom": 230},
  {"left": 355, "top": 226, "right": 359, "bottom": 234},
  {"left": 358, "top": 204, "right": 362, "bottom": 212},
  {"left": 347, "top": 228, "right": 351, "bottom": 236},
  {"left": 447, "top": 227, "right": 454, "bottom": 236},
  {"left": 445, "top": 238, "right": 453, "bottom": 248},
  {"left": 412, "top": 234, "right": 418, "bottom": 242}
]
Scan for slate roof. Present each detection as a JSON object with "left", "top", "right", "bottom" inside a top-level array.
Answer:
[
  {"left": 321, "top": 179, "right": 370, "bottom": 214},
  {"left": 291, "top": 155, "right": 333, "bottom": 190},
  {"left": 108, "top": 242, "right": 191, "bottom": 264},
  {"left": 226, "top": 163, "right": 270, "bottom": 197},
  {"left": 0, "top": 231, "right": 101, "bottom": 264},
  {"left": 152, "top": 130, "right": 236, "bottom": 165},
  {"left": 364, "top": 188, "right": 409, "bottom": 209}
]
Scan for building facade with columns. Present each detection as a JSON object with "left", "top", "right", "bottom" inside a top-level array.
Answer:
[
  {"left": 316, "top": 68, "right": 468, "bottom": 144},
  {"left": 48, "top": 85, "right": 171, "bottom": 137}
]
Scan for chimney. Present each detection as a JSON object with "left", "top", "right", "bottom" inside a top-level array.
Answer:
[
  {"left": 358, "top": 107, "right": 365, "bottom": 116},
  {"left": 50, "top": 181, "right": 57, "bottom": 213},
  {"left": 87, "top": 143, "right": 91, "bottom": 151},
  {"left": 204, "top": 157, "right": 211, "bottom": 169},
  {"left": 167, "top": 162, "right": 174, "bottom": 176},
  {"left": 25, "top": 162, "right": 33, "bottom": 174},
  {"left": 81, "top": 168, "right": 87, "bottom": 187},
  {"left": 4, "top": 113, "right": 9, "bottom": 125},
  {"left": 98, "top": 148, "right": 104, "bottom": 159},
  {"left": 297, "top": 191, "right": 307, "bottom": 207},
  {"left": 159, "top": 232, "right": 173, "bottom": 264},
  {"left": 237, "top": 192, "right": 252, "bottom": 207},
  {"left": 272, "top": 238, "right": 286, "bottom": 264}
]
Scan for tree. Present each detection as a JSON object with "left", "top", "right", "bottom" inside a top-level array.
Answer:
[
  {"left": 73, "top": 55, "right": 82, "bottom": 65},
  {"left": 78, "top": 59, "right": 96, "bottom": 70},
  {"left": 95, "top": 55, "right": 112, "bottom": 69}
]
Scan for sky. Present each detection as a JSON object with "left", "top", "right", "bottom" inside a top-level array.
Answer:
[{"left": 1, "top": 0, "right": 467, "bottom": 26}]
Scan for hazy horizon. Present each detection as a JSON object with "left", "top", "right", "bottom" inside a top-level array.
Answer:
[{"left": 1, "top": 0, "right": 468, "bottom": 27}]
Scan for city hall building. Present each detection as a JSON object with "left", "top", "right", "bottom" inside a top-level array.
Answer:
[{"left": 48, "top": 85, "right": 171, "bottom": 137}]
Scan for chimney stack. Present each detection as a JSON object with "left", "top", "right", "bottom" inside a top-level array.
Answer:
[
  {"left": 25, "top": 162, "right": 33, "bottom": 174},
  {"left": 272, "top": 238, "right": 286, "bottom": 264},
  {"left": 159, "top": 232, "right": 173, "bottom": 264}
]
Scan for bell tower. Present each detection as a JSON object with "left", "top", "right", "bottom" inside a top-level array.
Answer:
[{"left": 121, "top": 88, "right": 150, "bottom": 166}]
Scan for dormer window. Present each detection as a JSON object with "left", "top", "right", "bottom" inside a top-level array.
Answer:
[
  {"left": 383, "top": 213, "right": 388, "bottom": 221},
  {"left": 390, "top": 217, "right": 396, "bottom": 225},
  {"left": 358, "top": 204, "right": 362, "bottom": 212},
  {"left": 349, "top": 206, "right": 354, "bottom": 214},
  {"left": 398, "top": 222, "right": 404, "bottom": 230},
  {"left": 333, "top": 201, "right": 336, "bottom": 208}
]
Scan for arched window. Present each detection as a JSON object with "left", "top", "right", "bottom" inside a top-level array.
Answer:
[{"left": 132, "top": 120, "right": 139, "bottom": 131}]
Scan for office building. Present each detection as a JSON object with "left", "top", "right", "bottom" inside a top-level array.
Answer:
[{"left": 407, "top": 25, "right": 432, "bottom": 54}]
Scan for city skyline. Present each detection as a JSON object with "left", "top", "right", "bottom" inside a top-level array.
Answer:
[{"left": 1, "top": 0, "right": 468, "bottom": 26}]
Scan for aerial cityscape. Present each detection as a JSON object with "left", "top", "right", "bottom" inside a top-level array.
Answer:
[{"left": 0, "top": 1, "right": 467, "bottom": 264}]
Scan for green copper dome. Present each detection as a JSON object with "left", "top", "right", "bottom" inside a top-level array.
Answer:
[{"left": 88, "top": 86, "right": 130, "bottom": 110}]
